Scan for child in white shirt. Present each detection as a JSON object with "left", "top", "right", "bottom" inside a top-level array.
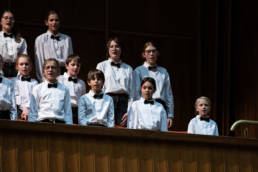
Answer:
[
  {"left": 78, "top": 69, "right": 114, "bottom": 127},
  {"left": 34, "top": 10, "right": 73, "bottom": 81},
  {"left": 127, "top": 77, "right": 168, "bottom": 132},
  {"left": 13, "top": 54, "right": 38, "bottom": 120},
  {"left": 28, "top": 58, "right": 73, "bottom": 124},
  {"left": 58, "top": 55, "right": 86, "bottom": 124},
  {"left": 187, "top": 96, "right": 219, "bottom": 136},
  {"left": 0, "top": 10, "right": 27, "bottom": 77}
]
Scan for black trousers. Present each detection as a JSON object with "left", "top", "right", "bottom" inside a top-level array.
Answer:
[
  {"left": 0, "top": 110, "right": 10, "bottom": 120},
  {"left": 107, "top": 93, "right": 128, "bottom": 126},
  {"left": 72, "top": 107, "right": 78, "bottom": 124},
  {"left": 40, "top": 119, "right": 65, "bottom": 124}
]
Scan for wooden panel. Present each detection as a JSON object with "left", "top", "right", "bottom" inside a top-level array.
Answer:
[{"left": 0, "top": 121, "right": 258, "bottom": 171}]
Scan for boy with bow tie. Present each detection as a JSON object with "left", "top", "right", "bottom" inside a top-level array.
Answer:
[
  {"left": 78, "top": 69, "right": 114, "bottom": 127},
  {"left": 28, "top": 58, "right": 73, "bottom": 124},
  {"left": 127, "top": 77, "right": 168, "bottom": 132},
  {"left": 58, "top": 55, "right": 86, "bottom": 124}
]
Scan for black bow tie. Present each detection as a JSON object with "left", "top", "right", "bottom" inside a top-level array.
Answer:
[
  {"left": 111, "top": 62, "right": 121, "bottom": 68},
  {"left": 0, "top": 77, "right": 2, "bottom": 83},
  {"left": 148, "top": 66, "right": 157, "bottom": 71},
  {"left": 48, "top": 83, "right": 58, "bottom": 88},
  {"left": 3, "top": 33, "right": 14, "bottom": 38},
  {"left": 200, "top": 116, "right": 210, "bottom": 122},
  {"left": 93, "top": 93, "right": 103, "bottom": 99},
  {"left": 68, "top": 77, "right": 78, "bottom": 83},
  {"left": 51, "top": 35, "right": 60, "bottom": 41},
  {"left": 144, "top": 99, "right": 154, "bottom": 105},
  {"left": 21, "top": 76, "right": 31, "bottom": 82}
]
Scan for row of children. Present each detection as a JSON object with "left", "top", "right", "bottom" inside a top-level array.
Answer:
[{"left": 0, "top": 9, "right": 219, "bottom": 136}]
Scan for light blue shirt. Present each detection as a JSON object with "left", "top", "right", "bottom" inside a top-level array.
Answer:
[
  {"left": 78, "top": 90, "right": 114, "bottom": 127},
  {"left": 0, "top": 76, "right": 17, "bottom": 120},
  {"left": 134, "top": 62, "right": 174, "bottom": 118}
]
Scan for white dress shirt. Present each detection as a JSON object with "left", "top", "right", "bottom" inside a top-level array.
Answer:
[
  {"left": 13, "top": 76, "right": 38, "bottom": 110},
  {"left": 78, "top": 90, "right": 114, "bottom": 127},
  {"left": 28, "top": 81, "right": 73, "bottom": 124},
  {"left": 187, "top": 115, "right": 219, "bottom": 136},
  {"left": 34, "top": 31, "right": 73, "bottom": 81},
  {"left": 127, "top": 97, "right": 168, "bottom": 132},
  {"left": 134, "top": 62, "right": 174, "bottom": 118},
  {"left": 0, "top": 76, "right": 17, "bottom": 120},
  {"left": 58, "top": 72, "right": 86, "bottom": 107},
  {"left": 96, "top": 58, "right": 134, "bottom": 109},
  {"left": 0, "top": 31, "right": 27, "bottom": 62}
]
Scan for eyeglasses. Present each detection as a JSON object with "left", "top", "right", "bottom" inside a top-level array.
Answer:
[
  {"left": 2, "top": 16, "right": 15, "bottom": 21},
  {"left": 45, "top": 66, "right": 57, "bottom": 70},
  {"left": 145, "top": 49, "right": 157, "bottom": 54}
]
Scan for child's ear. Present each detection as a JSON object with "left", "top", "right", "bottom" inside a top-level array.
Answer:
[
  {"left": 65, "top": 64, "right": 69, "bottom": 70},
  {"left": 45, "top": 20, "right": 49, "bottom": 27},
  {"left": 142, "top": 52, "right": 146, "bottom": 59}
]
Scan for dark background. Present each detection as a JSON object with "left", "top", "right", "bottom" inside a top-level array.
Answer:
[{"left": 2, "top": 0, "right": 257, "bottom": 136}]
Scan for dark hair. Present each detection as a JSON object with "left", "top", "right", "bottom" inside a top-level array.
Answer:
[
  {"left": 106, "top": 37, "right": 124, "bottom": 58},
  {"left": 1, "top": 10, "right": 22, "bottom": 43},
  {"left": 66, "top": 54, "right": 81, "bottom": 65},
  {"left": 142, "top": 41, "right": 160, "bottom": 56},
  {"left": 45, "top": 10, "right": 59, "bottom": 21},
  {"left": 155, "top": 98, "right": 168, "bottom": 114},
  {"left": 87, "top": 69, "right": 105, "bottom": 82},
  {"left": 141, "top": 77, "right": 156, "bottom": 91}
]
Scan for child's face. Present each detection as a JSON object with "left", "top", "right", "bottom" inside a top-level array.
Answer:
[
  {"left": 141, "top": 81, "right": 155, "bottom": 100},
  {"left": 108, "top": 40, "right": 121, "bottom": 62},
  {"left": 66, "top": 59, "right": 80, "bottom": 77},
  {"left": 87, "top": 77, "right": 104, "bottom": 94},
  {"left": 142, "top": 45, "right": 158, "bottom": 66},
  {"left": 43, "top": 61, "right": 58, "bottom": 83},
  {"left": 16, "top": 57, "right": 31, "bottom": 76},
  {"left": 196, "top": 99, "right": 210, "bottom": 116},
  {"left": 1, "top": 12, "right": 15, "bottom": 33},
  {"left": 45, "top": 13, "right": 60, "bottom": 34}
]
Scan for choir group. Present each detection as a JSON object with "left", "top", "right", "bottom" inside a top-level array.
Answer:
[{"left": 0, "top": 10, "right": 219, "bottom": 136}]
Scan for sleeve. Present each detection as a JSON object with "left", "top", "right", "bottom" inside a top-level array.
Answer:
[
  {"left": 68, "top": 36, "right": 73, "bottom": 55},
  {"left": 96, "top": 62, "right": 103, "bottom": 71},
  {"left": 78, "top": 96, "right": 88, "bottom": 126},
  {"left": 127, "top": 68, "right": 134, "bottom": 111},
  {"left": 64, "top": 88, "right": 73, "bottom": 124},
  {"left": 214, "top": 123, "right": 219, "bottom": 136},
  {"left": 13, "top": 80, "right": 20, "bottom": 106},
  {"left": 164, "top": 71, "right": 174, "bottom": 118},
  {"left": 9, "top": 82, "right": 17, "bottom": 120},
  {"left": 34, "top": 37, "right": 44, "bottom": 82},
  {"left": 28, "top": 87, "right": 38, "bottom": 122},
  {"left": 160, "top": 108, "right": 168, "bottom": 132},
  {"left": 127, "top": 103, "right": 137, "bottom": 129},
  {"left": 133, "top": 69, "right": 141, "bottom": 101},
  {"left": 81, "top": 81, "right": 86, "bottom": 96},
  {"left": 19, "top": 38, "right": 28, "bottom": 55},
  {"left": 107, "top": 97, "right": 115, "bottom": 127},
  {"left": 187, "top": 119, "right": 195, "bottom": 134}
]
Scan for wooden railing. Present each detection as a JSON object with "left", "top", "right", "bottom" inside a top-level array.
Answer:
[{"left": 0, "top": 120, "right": 258, "bottom": 172}]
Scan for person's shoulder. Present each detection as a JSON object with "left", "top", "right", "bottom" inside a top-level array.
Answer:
[
  {"left": 78, "top": 78, "right": 86, "bottom": 85},
  {"left": 103, "top": 93, "right": 112, "bottom": 101},
  {"left": 59, "top": 32, "right": 71, "bottom": 39},
  {"left": 31, "top": 78, "right": 38, "bottom": 84},
  {"left": 157, "top": 65, "right": 168, "bottom": 73},
  {"left": 35, "top": 32, "right": 47, "bottom": 40},
  {"left": 134, "top": 64, "right": 145, "bottom": 71},
  {"left": 209, "top": 119, "right": 218, "bottom": 125},
  {"left": 96, "top": 59, "right": 108, "bottom": 68},
  {"left": 122, "top": 62, "right": 133, "bottom": 69}
]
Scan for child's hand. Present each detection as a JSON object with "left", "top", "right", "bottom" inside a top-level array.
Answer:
[
  {"left": 21, "top": 107, "right": 29, "bottom": 121},
  {"left": 120, "top": 113, "right": 128, "bottom": 127},
  {"left": 167, "top": 118, "right": 173, "bottom": 128}
]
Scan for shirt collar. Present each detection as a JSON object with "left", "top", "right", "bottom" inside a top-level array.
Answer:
[
  {"left": 89, "top": 90, "right": 103, "bottom": 97},
  {"left": 143, "top": 61, "right": 157, "bottom": 68},
  {"left": 47, "top": 30, "right": 60, "bottom": 37},
  {"left": 108, "top": 58, "right": 122, "bottom": 64}
]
